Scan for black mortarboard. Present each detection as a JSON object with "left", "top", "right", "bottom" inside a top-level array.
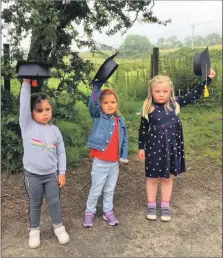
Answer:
[
  {"left": 93, "top": 52, "right": 119, "bottom": 83},
  {"left": 16, "top": 60, "right": 52, "bottom": 80},
  {"left": 193, "top": 47, "right": 211, "bottom": 81}
]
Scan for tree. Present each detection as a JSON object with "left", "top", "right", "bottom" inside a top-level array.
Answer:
[
  {"left": 156, "top": 38, "right": 165, "bottom": 49},
  {"left": 165, "top": 36, "right": 177, "bottom": 48},
  {"left": 156, "top": 36, "right": 183, "bottom": 49},
  {"left": 193, "top": 35, "right": 205, "bottom": 47},
  {"left": 2, "top": 0, "right": 171, "bottom": 95},
  {"left": 204, "top": 33, "right": 222, "bottom": 46},
  {"left": 183, "top": 36, "right": 192, "bottom": 48},
  {"left": 119, "top": 34, "right": 153, "bottom": 57},
  {"left": 2, "top": 0, "right": 170, "bottom": 73}
]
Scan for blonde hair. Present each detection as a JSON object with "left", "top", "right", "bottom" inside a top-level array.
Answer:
[
  {"left": 100, "top": 89, "right": 122, "bottom": 116},
  {"left": 141, "top": 75, "right": 180, "bottom": 120}
]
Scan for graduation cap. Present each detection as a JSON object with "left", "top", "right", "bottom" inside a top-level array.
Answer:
[
  {"left": 93, "top": 52, "right": 119, "bottom": 83},
  {"left": 193, "top": 47, "right": 211, "bottom": 97},
  {"left": 16, "top": 60, "right": 52, "bottom": 80}
]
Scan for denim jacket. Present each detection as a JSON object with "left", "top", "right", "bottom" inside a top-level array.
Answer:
[{"left": 87, "top": 84, "right": 128, "bottom": 162}]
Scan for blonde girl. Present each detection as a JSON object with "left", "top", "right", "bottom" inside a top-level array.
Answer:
[{"left": 138, "top": 70, "right": 216, "bottom": 221}]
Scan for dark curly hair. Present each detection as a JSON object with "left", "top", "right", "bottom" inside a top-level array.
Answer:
[{"left": 31, "top": 93, "right": 51, "bottom": 112}]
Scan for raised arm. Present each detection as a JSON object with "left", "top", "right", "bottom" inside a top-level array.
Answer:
[
  {"left": 176, "top": 77, "right": 212, "bottom": 108},
  {"left": 89, "top": 81, "right": 103, "bottom": 118},
  {"left": 19, "top": 80, "right": 32, "bottom": 133}
]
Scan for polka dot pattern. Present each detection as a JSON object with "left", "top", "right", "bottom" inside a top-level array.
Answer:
[
  {"left": 139, "top": 104, "right": 186, "bottom": 178},
  {"left": 138, "top": 80, "right": 211, "bottom": 178}
]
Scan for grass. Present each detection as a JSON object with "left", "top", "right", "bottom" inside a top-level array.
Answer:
[
  {"left": 79, "top": 44, "right": 222, "bottom": 60},
  {"left": 159, "top": 44, "right": 222, "bottom": 54},
  {"left": 208, "top": 44, "right": 222, "bottom": 50},
  {"left": 180, "top": 104, "right": 222, "bottom": 165}
]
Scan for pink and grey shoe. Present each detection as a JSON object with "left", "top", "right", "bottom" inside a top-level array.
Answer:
[
  {"left": 160, "top": 207, "right": 171, "bottom": 222},
  {"left": 103, "top": 211, "right": 119, "bottom": 226},
  {"left": 83, "top": 212, "right": 95, "bottom": 228}
]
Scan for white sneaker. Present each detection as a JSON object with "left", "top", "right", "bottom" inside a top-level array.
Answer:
[
  {"left": 29, "top": 229, "right": 40, "bottom": 248},
  {"left": 54, "top": 225, "right": 70, "bottom": 244}
]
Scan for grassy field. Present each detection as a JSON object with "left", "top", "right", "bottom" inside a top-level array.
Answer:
[
  {"left": 10, "top": 43, "right": 222, "bottom": 97},
  {"left": 79, "top": 44, "right": 222, "bottom": 59}
]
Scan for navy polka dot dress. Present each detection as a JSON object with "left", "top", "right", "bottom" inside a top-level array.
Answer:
[{"left": 138, "top": 78, "right": 212, "bottom": 178}]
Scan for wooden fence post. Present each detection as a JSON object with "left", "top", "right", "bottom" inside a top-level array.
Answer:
[
  {"left": 153, "top": 47, "right": 159, "bottom": 77},
  {"left": 3, "top": 43, "right": 11, "bottom": 92},
  {"left": 150, "top": 54, "right": 153, "bottom": 79}
]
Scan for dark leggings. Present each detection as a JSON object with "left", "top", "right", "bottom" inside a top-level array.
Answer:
[{"left": 24, "top": 170, "right": 62, "bottom": 228}]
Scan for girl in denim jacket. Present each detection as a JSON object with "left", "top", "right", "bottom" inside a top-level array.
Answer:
[{"left": 83, "top": 82, "right": 128, "bottom": 228}]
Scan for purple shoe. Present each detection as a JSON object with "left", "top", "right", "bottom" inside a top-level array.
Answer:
[
  {"left": 103, "top": 211, "right": 119, "bottom": 226},
  {"left": 83, "top": 212, "right": 94, "bottom": 228}
]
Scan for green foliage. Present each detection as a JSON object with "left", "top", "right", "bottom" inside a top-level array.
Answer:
[
  {"left": 180, "top": 105, "right": 222, "bottom": 165},
  {"left": 50, "top": 91, "right": 78, "bottom": 122},
  {"left": 156, "top": 33, "right": 222, "bottom": 49},
  {"left": 165, "top": 47, "right": 222, "bottom": 60},
  {"left": 1, "top": 88, "right": 23, "bottom": 172},
  {"left": 119, "top": 34, "right": 153, "bottom": 58},
  {"left": 2, "top": 0, "right": 168, "bottom": 64},
  {"left": 156, "top": 36, "right": 183, "bottom": 49},
  {"left": 55, "top": 101, "right": 92, "bottom": 168},
  {"left": 56, "top": 121, "right": 89, "bottom": 168},
  {"left": 2, "top": 0, "right": 169, "bottom": 133},
  {"left": 159, "top": 55, "right": 196, "bottom": 92},
  {"left": 159, "top": 49, "right": 222, "bottom": 98}
]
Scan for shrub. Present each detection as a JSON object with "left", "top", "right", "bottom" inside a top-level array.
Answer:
[{"left": 1, "top": 88, "right": 23, "bottom": 172}]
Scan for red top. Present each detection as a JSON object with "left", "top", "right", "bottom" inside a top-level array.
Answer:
[{"left": 90, "top": 117, "right": 119, "bottom": 162}]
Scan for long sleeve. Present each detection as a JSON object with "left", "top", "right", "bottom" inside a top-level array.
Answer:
[
  {"left": 120, "top": 124, "right": 128, "bottom": 161},
  {"left": 138, "top": 116, "right": 150, "bottom": 150},
  {"left": 176, "top": 77, "right": 212, "bottom": 107},
  {"left": 89, "top": 82, "right": 104, "bottom": 118},
  {"left": 56, "top": 129, "right": 66, "bottom": 175},
  {"left": 19, "top": 82, "right": 32, "bottom": 133}
]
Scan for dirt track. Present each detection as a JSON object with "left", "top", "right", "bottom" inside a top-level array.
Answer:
[{"left": 1, "top": 155, "right": 222, "bottom": 257}]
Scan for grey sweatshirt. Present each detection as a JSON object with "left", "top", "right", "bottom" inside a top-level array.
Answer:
[{"left": 19, "top": 83, "right": 66, "bottom": 175}]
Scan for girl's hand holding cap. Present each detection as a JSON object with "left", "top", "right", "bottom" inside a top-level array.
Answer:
[
  {"left": 209, "top": 69, "right": 216, "bottom": 79},
  {"left": 23, "top": 79, "right": 31, "bottom": 83}
]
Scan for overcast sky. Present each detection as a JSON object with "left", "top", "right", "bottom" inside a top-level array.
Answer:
[
  {"left": 1, "top": 1, "right": 222, "bottom": 51},
  {"left": 92, "top": 1, "right": 222, "bottom": 48}
]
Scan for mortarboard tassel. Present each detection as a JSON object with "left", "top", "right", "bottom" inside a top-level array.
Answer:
[
  {"left": 204, "top": 85, "right": 209, "bottom": 97},
  {"left": 204, "top": 63, "right": 209, "bottom": 98},
  {"left": 31, "top": 80, "right": 38, "bottom": 87}
]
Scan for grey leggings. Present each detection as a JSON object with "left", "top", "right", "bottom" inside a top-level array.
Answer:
[{"left": 24, "top": 170, "right": 62, "bottom": 229}]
